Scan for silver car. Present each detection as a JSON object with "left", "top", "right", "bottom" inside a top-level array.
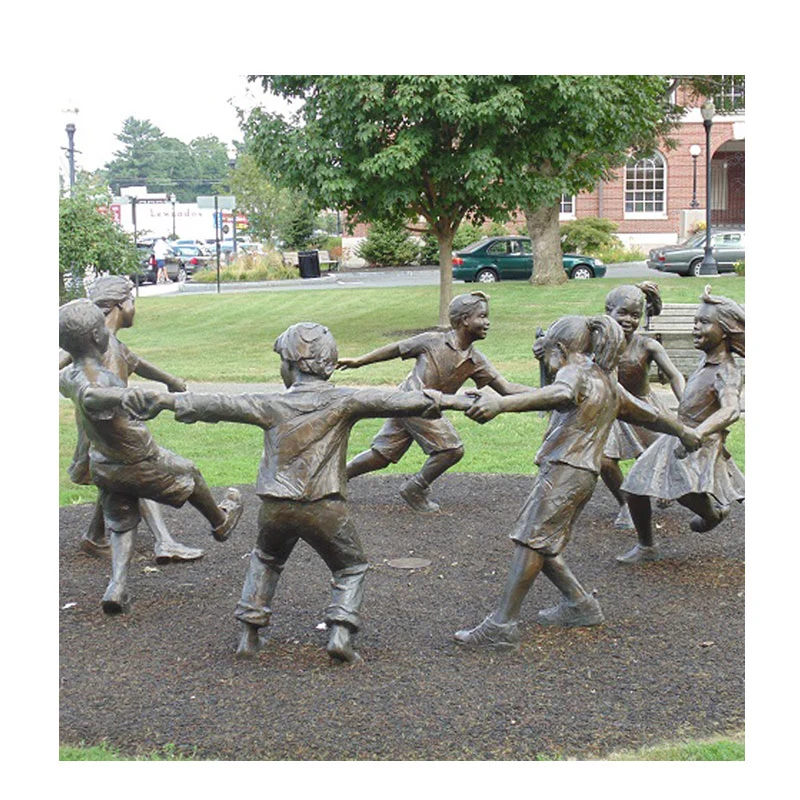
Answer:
[{"left": 647, "top": 229, "right": 744, "bottom": 276}]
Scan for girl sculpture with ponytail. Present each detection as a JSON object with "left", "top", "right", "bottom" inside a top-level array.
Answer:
[
  {"left": 617, "top": 288, "right": 745, "bottom": 564},
  {"left": 601, "top": 282, "right": 686, "bottom": 530},
  {"left": 453, "top": 315, "right": 697, "bottom": 651}
]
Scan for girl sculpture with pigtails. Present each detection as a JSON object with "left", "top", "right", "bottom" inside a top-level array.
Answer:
[
  {"left": 453, "top": 314, "right": 698, "bottom": 651},
  {"left": 617, "top": 288, "right": 745, "bottom": 564},
  {"left": 601, "top": 282, "right": 686, "bottom": 530}
]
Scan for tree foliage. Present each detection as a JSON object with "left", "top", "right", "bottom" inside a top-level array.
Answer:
[
  {"left": 244, "top": 75, "right": 684, "bottom": 315},
  {"left": 102, "top": 117, "right": 231, "bottom": 202},
  {"left": 489, "top": 76, "right": 681, "bottom": 284},
  {"left": 59, "top": 177, "right": 139, "bottom": 303},
  {"left": 245, "top": 75, "right": 521, "bottom": 325}
]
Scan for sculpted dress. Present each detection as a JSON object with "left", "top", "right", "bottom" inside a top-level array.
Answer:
[
  {"left": 621, "top": 350, "right": 745, "bottom": 505},
  {"left": 603, "top": 334, "right": 667, "bottom": 461}
]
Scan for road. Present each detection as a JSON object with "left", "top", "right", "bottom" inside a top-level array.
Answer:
[{"left": 134, "top": 261, "right": 671, "bottom": 298}]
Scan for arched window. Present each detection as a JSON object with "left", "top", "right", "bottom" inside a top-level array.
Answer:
[{"left": 624, "top": 152, "right": 666, "bottom": 216}]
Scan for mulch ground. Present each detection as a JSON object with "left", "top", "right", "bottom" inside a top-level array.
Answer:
[{"left": 59, "top": 473, "right": 744, "bottom": 761}]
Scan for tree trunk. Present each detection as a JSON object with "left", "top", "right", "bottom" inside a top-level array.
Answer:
[
  {"left": 524, "top": 203, "right": 566, "bottom": 286},
  {"left": 436, "top": 227, "right": 456, "bottom": 328}
]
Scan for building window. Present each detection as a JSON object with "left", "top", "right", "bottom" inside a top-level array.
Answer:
[
  {"left": 624, "top": 152, "right": 666, "bottom": 216},
  {"left": 559, "top": 194, "right": 575, "bottom": 218},
  {"left": 713, "top": 75, "right": 745, "bottom": 114}
]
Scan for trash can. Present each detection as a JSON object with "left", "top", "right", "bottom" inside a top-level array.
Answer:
[{"left": 298, "top": 250, "right": 321, "bottom": 279}]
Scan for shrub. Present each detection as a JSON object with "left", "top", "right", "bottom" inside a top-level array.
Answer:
[
  {"left": 560, "top": 217, "right": 619, "bottom": 255},
  {"left": 355, "top": 220, "right": 420, "bottom": 266},
  {"left": 191, "top": 249, "right": 297, "bottom": 283},
  {"left": 734, "top": 259, "right": 745, "bottom": 276}
]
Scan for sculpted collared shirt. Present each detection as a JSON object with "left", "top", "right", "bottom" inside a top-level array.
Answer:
[
  {"left": 174, "top": 383, "right": 443, "bottom": 501},
  {"left": 396, "top": 330, "right": 500, "bottom": 394},
  {"left": 677, "top": 351, "right": 742, "bottom": 427}
]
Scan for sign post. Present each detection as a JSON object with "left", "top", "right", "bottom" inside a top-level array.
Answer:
[{"left": 197, "top": 195, "right": 235, "bottom": 294}]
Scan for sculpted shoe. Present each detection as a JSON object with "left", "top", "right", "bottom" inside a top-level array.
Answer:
[
  {"left": 101, "top": 582, "right": 130, "bottom": 615},
  {"left": 537, "top": 595, "right": 604, "bottom": 628},
  {"left": 326, "top": 623, "right": 362, "bottom": 664},
  {"left": 399, "top": 476, "right": 440, "bottom": 514},
  {"left": 616, "top": 544, "right": 662, "bottom": 564},
  {"left": 690, "top": 503, "right": 730, "bottom": 533},
  {"left": 80, "top": 536, "right": 110, "bottom": 557},
  {"left": 154, "top": 542, "right": 205, "bottom": 564},
  {"left": 613, "top": 504, "right": 635, "bottom": 531},
  {"left": 212, "top": 488, "right": 243, "bottom": 542},
  {"left": 454, "top": 616, "right": 520, "bottom": 651}
]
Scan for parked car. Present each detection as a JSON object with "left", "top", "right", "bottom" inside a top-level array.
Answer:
[
  {"left": 129, "top": 245, "right": 191, "bottom": 284},
  {"left": 647, "top": 228, "right": 745, "bottom": 276},
  {"left": 171, "top": 244, "right": 214, "bottom": 271},
  {"left": 452, "top": 236, "right": 606, "bottom": 283}
]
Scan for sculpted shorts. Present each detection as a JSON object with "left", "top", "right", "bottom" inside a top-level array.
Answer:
[
  {"left": 371, "top": 415, "right": 463, "bottom": 462},
  {"left": 510, "top": 462, "right": 597, "bottom": 556},
  {"left": 254, "top": 495, "right": 367, "bottom": 574},
  {"left": 91, "top": 447, "right": 197, "bottom": 532}
]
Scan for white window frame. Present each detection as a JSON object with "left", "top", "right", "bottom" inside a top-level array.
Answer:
[
  {"left": 559, "top": 193, "right": 576, "bottom": 220},
  {"left": 624, "top": 152, "right": 668, "bottom": 220}
]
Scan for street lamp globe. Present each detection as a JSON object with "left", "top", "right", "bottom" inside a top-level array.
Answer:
[{"left": 701, "top": 99, "right": 716, "bottom": 122}]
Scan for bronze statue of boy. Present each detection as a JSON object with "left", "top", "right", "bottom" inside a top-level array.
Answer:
[
  {"left": 58, "top": 299, "right": 243, "bottom": 614},
  {"left": 59, "top": 276, "right": 203, "bottom": 563},
  {"left": 339, "top": 291, "right": 532, "bottom": 513},
  {"left": 126, "top": 322, "right": 473, "bottom": 664}
]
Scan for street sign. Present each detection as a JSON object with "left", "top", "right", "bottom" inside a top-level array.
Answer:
[{"left": 197, "top": 195, "right": 236, "bottom": 210}]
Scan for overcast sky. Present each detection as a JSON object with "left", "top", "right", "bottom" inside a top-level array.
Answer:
[{"left": 56, "top": 74, "right": 288, "bottom": 174}]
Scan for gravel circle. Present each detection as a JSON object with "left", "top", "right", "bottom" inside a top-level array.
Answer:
[{"left": 59, "top": 474, "right": 744, "bottom": 760}]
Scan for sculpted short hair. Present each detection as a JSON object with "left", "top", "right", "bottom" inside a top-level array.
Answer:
[
  {"left": 89, "top": 275, "right": 134, "bottom": 312},
  {"left": 59, "top": 299, "right": 106, "bottom": 357},
  {"left": 274, "top": 322, "right": 338, "bottom": 379},
  {"left": 449, "top": 291, "right": 489, "bottom": 327}
]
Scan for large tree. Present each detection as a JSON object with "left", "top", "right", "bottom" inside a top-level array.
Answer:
[
  {"left": 494, "top": 76, "right": 681, "bottom": 284},
  {"left": 244, "top": 75, "right": 520, "bottom": 326}
]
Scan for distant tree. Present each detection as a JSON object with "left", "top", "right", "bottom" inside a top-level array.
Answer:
[
  {"left": 59, "top": 176, "right": 139, "bottom": 303},
  {"left": 229, "top": 151, "right": 294, "bottom": 244},
  {"left": 102, "top": 118, "right": 231, "bottom": 202},
  {"left": 281, "top": 194, "right": 317, "bottom": 249}
]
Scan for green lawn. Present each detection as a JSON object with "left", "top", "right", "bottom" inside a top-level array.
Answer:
[
  {"left": 60, "top": 732, "right": 744, "bottom": 761},
  {"left": 59, "top": 276, "right": 745, "bottom": 506}
]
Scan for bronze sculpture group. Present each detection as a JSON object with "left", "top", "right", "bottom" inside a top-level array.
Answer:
[{"left": 60, "top": 281, "right": 745, "bottom": 663}]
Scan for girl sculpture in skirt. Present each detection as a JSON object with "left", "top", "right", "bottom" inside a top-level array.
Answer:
[
  {"left": 617, "top": 287, "right": 745, "bottom": 564},
  {"left": 600, "top": 282, "right": 685, "bottom": 530}
]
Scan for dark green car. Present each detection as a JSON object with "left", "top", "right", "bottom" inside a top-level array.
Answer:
[{"left": 452, "top": 236, "right": 606, "bottom": 283}]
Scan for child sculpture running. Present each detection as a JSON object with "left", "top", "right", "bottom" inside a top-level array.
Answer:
[
  {"left": 600, "top": 282, "right": 685, "bottom": 530},
  {"left": 453, "top": 315, "right": 698, "bottom": 650},
  {"left": 58, "top": 299, "right": 243, "bottom": 614},
  {"left": 616, "top": 288, "right": 745, "bottom": 564},
  {"left": 339, "top": 291, "right": 532, "bottom": 513},
  {"left": 59, "top": 276, "right": 204, "bottom": 563},
  {"left": 125, "top": 323, "right": 473, "bottom": 664}
]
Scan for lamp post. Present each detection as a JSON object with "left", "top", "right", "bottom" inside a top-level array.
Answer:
[
  {"left": 227, "top": 145, "right": 238, "bottom": 258},
  {"left": 689, "top": 144, "right": 701, "bottom": 209},
  {"left": 170, "top": 193, "right": 177, "bottom": 238},
  {"left": 699, "top": 99, "right": 718, "bottom": 276}
]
